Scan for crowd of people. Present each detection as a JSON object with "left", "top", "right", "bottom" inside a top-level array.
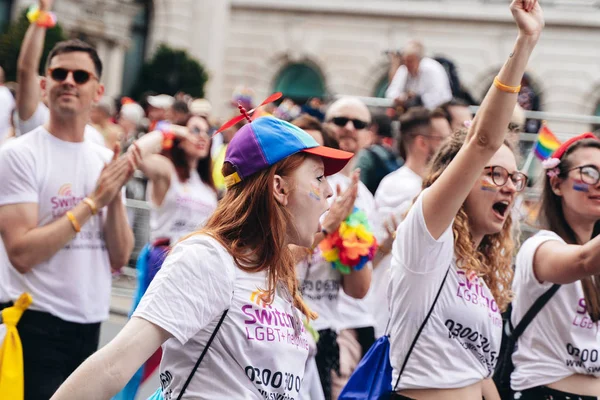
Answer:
[{"left": 1, "top": 1, "right": 600, "bottom": 400}]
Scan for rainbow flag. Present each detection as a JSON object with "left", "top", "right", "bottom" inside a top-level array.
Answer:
[{"left": 533, "top": 125, "right": 561, "bottom": 160}]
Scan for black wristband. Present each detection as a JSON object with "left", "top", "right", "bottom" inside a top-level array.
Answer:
[{"left": 321, "top": 228, "right": 329, "bottom": 236}]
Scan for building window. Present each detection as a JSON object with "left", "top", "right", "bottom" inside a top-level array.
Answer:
[
  {"left": 273, "top": 63, "right": 325, "bottom": 103},
  {"left": 374, "top": 76, "right": 389, "bottom": 98},
  {"left": 0, "top": 0, "right": 14, "bottom": 33},
  {"left": 122, "top": 0, "right": 150, "bottom": 96}
]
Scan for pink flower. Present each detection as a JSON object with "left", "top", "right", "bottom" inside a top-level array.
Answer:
[
  {"left": 541, "top": 157, "right": 561, "bottom": 170},
  {"left": 463, "top": 120, "right": 473, "bottom": 129},
  {"left": 546, "top": 168, "right": 560, "bottom": 178}
]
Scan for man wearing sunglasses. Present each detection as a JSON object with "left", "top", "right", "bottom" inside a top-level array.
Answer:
[
  {"left": 0, "top": 38, "right": 139, "bottom": 400},
  {"left": 323, "top": 97, "right": 380, "bottom": 397},
  {"left": 14, "top": 0, "right": 105, "bottom": 147}
]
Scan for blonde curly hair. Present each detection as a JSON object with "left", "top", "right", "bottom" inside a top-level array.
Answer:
[{"left": 423, "top": 130, "right": 518, "bottom": 312}]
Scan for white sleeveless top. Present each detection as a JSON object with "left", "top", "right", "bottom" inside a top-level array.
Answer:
[
  {"left": 148, "top": 169, "right": 218, "bottom": 243},
  {"left": 134, "top": 235, "right": 310, "bottom": 399}
]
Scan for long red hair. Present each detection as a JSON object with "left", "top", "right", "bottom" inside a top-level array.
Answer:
[{"left": 193, "top": 153, "right": 316, "bottom": 319}]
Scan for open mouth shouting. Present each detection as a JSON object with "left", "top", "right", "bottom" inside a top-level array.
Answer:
[{"left": 492, "top": 200, "right": 510, "bottom": 220}]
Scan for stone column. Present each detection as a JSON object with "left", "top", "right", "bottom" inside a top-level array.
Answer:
[
  {"left": 103, "top": 42, "right": 127, "bottom": 99},
  {"left": 187, "top": 0, "right": 231, "bottom": 117}
]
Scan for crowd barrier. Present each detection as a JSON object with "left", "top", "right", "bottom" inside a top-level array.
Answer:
[{"left": 115, "top": 103, "right": 600, "bottom": 279}]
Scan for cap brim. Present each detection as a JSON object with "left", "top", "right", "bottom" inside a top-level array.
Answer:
[{"left": 302, "top": 146, "right": 354, "bottom": 176}]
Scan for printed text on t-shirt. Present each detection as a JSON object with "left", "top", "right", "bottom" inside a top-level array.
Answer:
[
  {"left": 456, "top": 270, "right": 501, "bottom": 326},
  {"left": 242, "top": 304, "right": 309, "bottom": 351},
  {"left": 245, "top": 365, "right": 300, "bottom": 399},
  {"left": 445, "top": 318, "right": 497, "bottom": 375}
]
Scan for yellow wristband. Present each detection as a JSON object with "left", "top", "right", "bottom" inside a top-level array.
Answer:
[
  {"left": 66, "top": 211, "right": 81, "bottom": 233},
  {"left": 493, "top": 76, "right": 521, "bottom": 94},
  {"left": 83, "top": 197, "right": 98, "bottom": 215}
]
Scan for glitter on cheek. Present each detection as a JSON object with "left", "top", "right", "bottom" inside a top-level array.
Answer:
[
  {"left": 573, "top": 180, "right": 590, "bottom": 192},
  {"left": 480, "top": 178, "right": 498, "bottom": 192},
  {"left": 309, "top": 183, "right": 322, "bottom": 201}
]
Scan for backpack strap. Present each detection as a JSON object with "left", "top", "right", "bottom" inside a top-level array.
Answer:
[
  {"left": 509, "top": 284, "right": 560, "bottom": 340},
  {"left": 177, "top": 309, "right": 229, "bottom": 400},
  {"left": 393, "top": 265, "right": 451, "bottom": 391}
]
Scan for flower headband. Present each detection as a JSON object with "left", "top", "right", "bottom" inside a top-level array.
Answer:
[{"left": 542, "top": 132, "right": 598, "bottom": 178}]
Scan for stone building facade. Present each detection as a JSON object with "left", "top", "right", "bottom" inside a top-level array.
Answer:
[{"left": 6, "top": 0, "right": 600, "bottom": 133}]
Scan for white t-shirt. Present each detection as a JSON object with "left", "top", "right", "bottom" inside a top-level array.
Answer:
[
  {"left": 372, "top": 166, "right": 423, "bottom": 337},
  {"left": 0, "top": 127, "right": 114, "bottom": 323},
  {"left": 16, "top": 102, "right": 106, "bottom": 147},
  {"left": 296, "top": 173, "right": 376, "bottom": 332},
  {"left": 148, "top": 169, "right": 218, "bottom": 243},
  {"left": 385, "top": 57, "right": 453, "bottom": 110},
  {"left": 511, "top": 230, "right": 600, "bottom": 391},
  {"left": 134, "top": 235, "right": 310, "bottom": 399},
  {"left": 388, "top": 190, "right": 502, "bottom": 390},
  {"left": 297, "top": 249, "right": 342, "bottom": 332},
  {"left": 0, "top": 86, "right": 15, "bottom": 142}
]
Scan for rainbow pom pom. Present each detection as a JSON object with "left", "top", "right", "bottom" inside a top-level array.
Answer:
[{"left": 319, "top": 207, "right": 378, "bottom": 275}]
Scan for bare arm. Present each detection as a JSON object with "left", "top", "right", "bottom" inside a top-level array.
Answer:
[
  {"left": 422, "top": 0, "right": 543, "bottom": 239},
  {"left": 482, "top": 378, "right": 501, "bottom": 400},
  {"left": 17, "top": 0, "right": 53, "bottom": 120},
  {"left": 0, "top": 147, "right": 138, "bottom": 273},
  {"left": 0, "top": 201, "right": 92, "bottom": 273},
  {"left": 130, "top": 130, "right": 175, "bottom": 206},
  {"left": 341, "top": 266, "right": 371, "bottom": 299},
  {"left": 51, "top": 317, "right": 171, "bottom": 400},
  {"left": 533, "top": 236, "right": 600, "bottom": 284},
  {"left": 103, "top": 194, "right": 134, "bottom": 271},
  {"left": 311, "top": 170, "right": 360, "bottom": 249}
]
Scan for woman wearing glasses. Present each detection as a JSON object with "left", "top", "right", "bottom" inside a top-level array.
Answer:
[
  {"left": 114, "top": 115, "right": 218, "bottom": 399},
  {"left": 387, "top": 1, "right": 542, "bottom": 398},
  {"left": 510, "top": 133, "right": 600, "bottom": 400}
]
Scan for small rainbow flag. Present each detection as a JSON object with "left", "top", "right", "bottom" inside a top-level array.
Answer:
[{"left": 533, "top": 125, "right": 561, "bottom": 160}]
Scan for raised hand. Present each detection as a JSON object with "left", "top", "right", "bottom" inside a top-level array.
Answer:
[
  {"left": 39, "top": 0, "right": 53, "bottom": 12},
  {"left": 378, "top": 214, "right": 399, "bottom": 255},
  {"left": 321, "top": 169, "right": 360, "bottom": 234},
  {"left": 90, "top": 144, "right": 141, "bottom": 209},
  {"left": 510, "top": 0, "right": 544, "bottom": 38}
]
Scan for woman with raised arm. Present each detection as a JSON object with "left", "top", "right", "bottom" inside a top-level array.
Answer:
[
  {"left": 510, "top": 133, "right": 600, "bottom": 400},
  {"left": 51, "top": 115, "right": 354, "bottom": 399},
  {"left": 387, "top": 1, "right": 543, "bottom": 399},
  {"left": 114, "top": 115, "right": 218, "bottom": 400}
]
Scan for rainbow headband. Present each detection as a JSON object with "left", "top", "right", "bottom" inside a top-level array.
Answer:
[
  {"left": 318, "top": 207, "right": 378, "bottom": 275},
  {"left": 542, "top": 132, "right": 598, "bottom": 178}
]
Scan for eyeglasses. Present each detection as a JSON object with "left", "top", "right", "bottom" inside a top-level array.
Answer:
[
  {"left": 190, "top": 126, "right": 209, "bottom": 136},
  {"left": 568, "top": 165, "right": 600, "bottom": 185},
  {"left": 484, "top": 165, "right": 528, "bottom": 192},
  {"left": 331, "top": 117, "right": 368, "bottom": 130},
  {"left": 48, "top": 68, "right": 98, "bottom": 85}
]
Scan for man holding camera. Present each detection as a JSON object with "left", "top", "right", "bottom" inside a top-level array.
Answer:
[{"left": 385, "top": 40, "right": 453, "bottom": 110}]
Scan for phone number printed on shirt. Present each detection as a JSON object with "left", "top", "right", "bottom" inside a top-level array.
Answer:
[
  {"left": 445, "top": 319, "right": 497, "bottom": 373},
  {"left": 245, "top": 365, "right": 300, "bottom": 400}
]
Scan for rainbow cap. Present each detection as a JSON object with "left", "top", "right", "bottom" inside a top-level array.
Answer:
[{"left": 224, "top": 116, "right": 352, "bottom": 188}]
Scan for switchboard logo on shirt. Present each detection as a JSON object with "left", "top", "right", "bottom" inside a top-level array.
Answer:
[
  {"left": 58, "top": 183, "right": 72, "bottom": 196},
  {"left": 51, "top": 183, "right": 85, "bottom": 218},
  {"left": 242, "top": 290, "right": 309, "bottom": 351},
  {"left": 251, "top": 290, "right": 270, "bottom": 308}
]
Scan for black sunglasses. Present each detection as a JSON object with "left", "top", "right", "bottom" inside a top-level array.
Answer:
[
  {"left": 568, "top": 165, "right": 600, "bottom": 186},
  {"left": 48, "top": 68, "right": 98, "bottom": 85},
  {"left": 484, "top": 165, "right": 529, "bottom": 192},
  {"left": 331, "top": 117, "right": 368, "bottom": 130}
]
